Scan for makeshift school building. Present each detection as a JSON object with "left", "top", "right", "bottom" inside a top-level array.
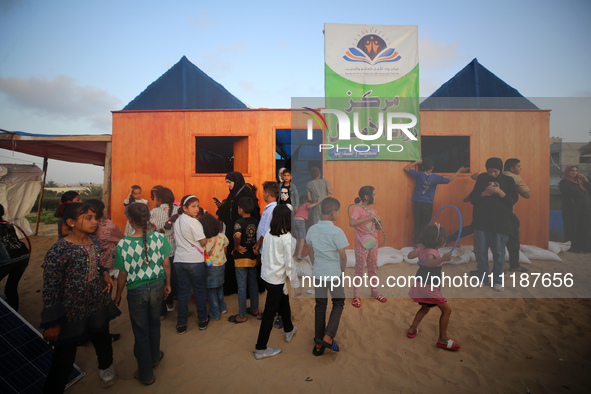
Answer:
[{"left": 110, "top": 56, "right": 549, "bottom": 249}]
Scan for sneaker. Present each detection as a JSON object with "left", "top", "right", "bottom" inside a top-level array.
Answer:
[
  {"left": 99, "top": 365, "right": 117, "bottom": 388},
  {"left": 493, "top": 283, "right": 504, "bottom": 292},
  {"left": 284, "top": 326, "right": 297, "bottom": 343},
  {"left": 254, "top": 347, "right": 281, "bottom": 360},
  {"left": 221, "top": 309, "right": 227, "bottom": 314},
  {"left": 176, "top": 325, "right": 187, "bottom": 335},
  {"left": 198, "top": 319, "right": 209, "bottom": 330}
]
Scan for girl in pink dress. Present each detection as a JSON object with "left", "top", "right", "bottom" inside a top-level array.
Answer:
[
  {"left": 349, "top": 185, "right": 386, "bottom": 308},
  {"left": 407, "top": 224, "right": 460, "bottom": 351}
]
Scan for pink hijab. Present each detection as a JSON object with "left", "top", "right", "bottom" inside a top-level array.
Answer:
[{"left": 563, "top": 165, "right": 587, "bottom": 192}]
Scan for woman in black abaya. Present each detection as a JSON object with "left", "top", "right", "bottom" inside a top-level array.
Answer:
[{"left": 215, "top": 172, "right": 260, "bottom": 294}]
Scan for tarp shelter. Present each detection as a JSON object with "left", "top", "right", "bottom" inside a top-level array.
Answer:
[
  {"left": 0, "top": 130, "right": 112, "bottom": 233},
  {"left": 0, "top": 164, "right": 43, "bottom": 236}
]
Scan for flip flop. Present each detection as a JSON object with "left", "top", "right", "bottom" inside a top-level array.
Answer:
[
  {"left": 314, "top": 337, "right": 339, "bottom": 352},
  {"left": 152, "top": 351, "right": 164, "bottom": 368},
  {"left": 247, "top": 308, "right": 261, "bottom": 320},
  {"left": 407, "top": 329, "right": 419, "bottom": 339},
  {"left": 273, "top": 316, "right": 284, "bottom": 329},
  {"left": 133, "top": 371, "right": 156, "bottom": 386},
  {"left": 436, "top": 339, "right": 461, "bottom": 351},
  {"left": 373, "top": 293, "right": 387, "bottom": 303},
  {"left": 352, "top": 298, "right": 361, "bottom": 308},
  {"left": 227, "top": 314, "right": 246, "bottom": 324}
]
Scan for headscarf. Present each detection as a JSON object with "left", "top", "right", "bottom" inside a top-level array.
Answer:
[
  {"left": 562, "top": 165, "right": 588, "bottom": 192},
  {"left": 225, "top": 172, "right": 246, "bottom": 197}
]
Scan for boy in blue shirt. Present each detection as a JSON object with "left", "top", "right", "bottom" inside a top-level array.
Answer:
[
  {"left": 404, "top": 158, "right": 467, "bottom": 245},
  {"left": 306, "top": 197, "right": 348, "bottom": 356}
]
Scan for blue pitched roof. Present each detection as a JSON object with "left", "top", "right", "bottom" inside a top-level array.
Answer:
[
  {"left": 420, "top": 58, "right": 538, "bottom": 109},
  {"left": 123, "top": 56, "right": 248, "bottom": 110}
]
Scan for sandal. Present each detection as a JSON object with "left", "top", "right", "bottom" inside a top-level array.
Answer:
[
  {"left": 153, "top": 351, "right": 164, "bottom": 368},
  {"left": 312, "top": 345, "right": 325, "bottom": 356},
  {"left": 407, "top": 329, "right": 419, "bottom": 339},
  {"left": 373, "top": 293, "right": 387, "bottom": 303},
  {"left": 227, "top": 314, "right": 246, "bottom": 324},
  {"left": 352, "top": 298, "right": 361, "bottom": 308},
  {"left": 273, "top": 316, "right": 284, "bottom": 329},
  {"left": 247, "top": 308, "right": 261, "bottom": 320},
  {"left": 436, "top": 339, "right": 461, "bottom": 351},
  {"left": 314, "top": 337, "right": 339, "bottom": 352},
  {"left": 133, "top": 371, "right": 156, "bottom": 386}
]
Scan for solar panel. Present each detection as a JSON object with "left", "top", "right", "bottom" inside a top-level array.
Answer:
[{"left": 0, "top": 298, "right": 84, "bottom": 393}]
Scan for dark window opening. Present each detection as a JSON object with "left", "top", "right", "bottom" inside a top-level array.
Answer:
[
  {"left": 195, "top": 136, "right": 248, "bottom": 174},
  {"left": 421, "top": 136, "right": 470, "bottom": 173}
]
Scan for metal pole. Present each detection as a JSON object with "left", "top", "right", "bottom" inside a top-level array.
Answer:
[{"left": 35, "top": 158, "right": 48, "bottom": 235}]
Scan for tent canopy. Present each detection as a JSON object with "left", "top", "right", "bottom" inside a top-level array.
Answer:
[
  {"left": 122, "top": 56, "right": 248, "bottom": 110},
  {"left": 420, "top": 58, "right": 539, "bottom": 109},
  {"left": 0, "top": 130, "right": 110, "bottom": 166}
]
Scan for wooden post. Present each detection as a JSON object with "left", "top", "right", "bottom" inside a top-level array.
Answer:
[
  {"left": 35, "top": 157, "right": 48, "bottom": 235},
  {"left": 102, "top": 142, "right": 112, "bottom": 219}
]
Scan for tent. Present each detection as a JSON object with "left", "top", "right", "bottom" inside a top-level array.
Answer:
[
  {"left": 0, "top": 130, "right": 112, "bottom": 233},
  {"left": 0, "top": 164, "right": 43, "bottom": 236}
]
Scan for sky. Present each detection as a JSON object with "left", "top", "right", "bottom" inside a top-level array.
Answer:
[{"left": 1, "top": 0, "right": 590, "bottom": 184}]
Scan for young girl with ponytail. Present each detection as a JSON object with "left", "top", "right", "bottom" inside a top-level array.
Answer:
[
  {"left": 149, "top": 187, "right": 178, "bottom": 316},
  {"left": 172, "top": 195, "right": 208, "bottom": 334},
  {"left": 114, "top": 202, "right": 172, "bottom": 386}
]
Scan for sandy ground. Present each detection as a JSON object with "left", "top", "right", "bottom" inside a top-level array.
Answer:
[{"left": 4, "top": 226, "right": 591, "bottom": 393}]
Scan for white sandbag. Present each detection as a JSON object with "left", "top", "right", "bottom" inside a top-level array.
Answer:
[
  {"left": 296, "top": 259, "right": 313, "bottom": 277},
  {"left": 457, "top": 245, "right": 474, "bottom": 254},
  {"left": 400, "top": 246, "right": 418, "bottom": 264},
  {"left": 377, "top": 247, "right": 403, "bottom": 267},
  {"left": 469, "top": 248, "right": 531, "bottom": 264},
  {"left": 437, "top": 246, "right": 471, "bottom": 265},
  {"left": 521, "top": 244, "right": 562, "bottom": 262},
  {"left": 345, "top": 249, "right": 356, "bottom": 267},
  {"left": 548, "top": 241, "right": 571, "bottom": 254}
]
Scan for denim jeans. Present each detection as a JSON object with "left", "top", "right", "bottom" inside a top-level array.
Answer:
[
  {"left": 474, "top": 230, "right": 508, "bottom": 285},
  {"left": 175, "top": 262, "right": 208, "bottom": 326},
  {"left": 127, "top": 279, "right": 165, "bottom": 384},
  {"left": 235, "top": 266, "right": 258, "bottom": 317},
  {"left": 207, "top": 265, "right": 226, "bottom": 319}
]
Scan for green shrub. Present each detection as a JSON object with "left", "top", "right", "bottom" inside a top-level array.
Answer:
[{"left": 26, "top": 209, "right": 59, "bottom": 225}]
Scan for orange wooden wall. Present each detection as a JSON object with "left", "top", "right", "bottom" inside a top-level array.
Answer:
[
  {"left": 111, "top": 108, "right": 550, "bottom": 249},
  {"left": 111, "top": 109, "right": 292, "bottom": 231},
  {"left": 325, "top": 109, "right": 551, "bottom": 248}
]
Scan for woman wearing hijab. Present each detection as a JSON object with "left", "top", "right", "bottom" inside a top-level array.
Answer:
[
  {"left": 559, "top": 165, "right": 591, "bottom": 253},
  {"left": 215, "top": 172, "right": 260, "bottom": 294}
]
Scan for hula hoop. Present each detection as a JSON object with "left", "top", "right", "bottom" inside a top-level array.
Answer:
[
  {"left": 347, "top": 203, "right": 386, "bottom": 247},
  {"left": 428, "top": 205, "right": 463, "bottom": 253},
  {"left": 417, "top": 205, "right": 462, "bottom": 266}
]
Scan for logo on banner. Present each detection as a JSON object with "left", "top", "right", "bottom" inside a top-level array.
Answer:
[{"left": 343, "top": 32, "right": 401, "bottom": 66}]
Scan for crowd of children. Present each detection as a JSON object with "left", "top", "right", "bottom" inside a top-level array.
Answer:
[{"left": 36, "top": 156, "right": 546, "bottom": 389}]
